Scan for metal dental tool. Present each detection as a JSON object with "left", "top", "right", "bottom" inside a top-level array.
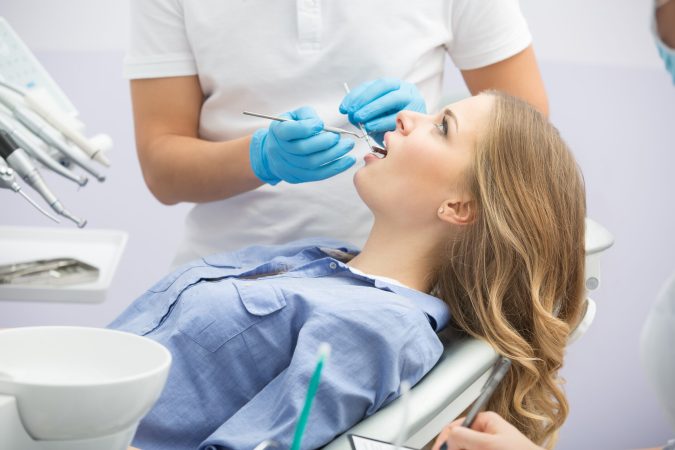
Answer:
[
  {"left": 461, "top": 356, "right": 512, "bottom": 428},
  {"left": 242, "top": 111, "right": 365, "bottom": 138},
  {"left": 0, "top": 91, "right": 105, "bottom": 182},
  {"left": 0, "top": 79, "right": 110, "bottom": 166},
  {"left": 342, "top": 83, "right": 388, "bottom": 157},
  {"left": 0, "top": 112, "right": 88, "bottom": 186},
  {"left": 0, "top": 130, "right": 86, "bottom": 227},
  {"left": 0, "top": 157, "right": 59, "bottom": 223},
  {"left": 0, "top": 257, "right": 99, "bottom": 286}
]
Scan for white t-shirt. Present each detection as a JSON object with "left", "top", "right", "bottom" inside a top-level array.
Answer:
[{"left": 124, "top": 0, "right": 532, "bottom": 265}]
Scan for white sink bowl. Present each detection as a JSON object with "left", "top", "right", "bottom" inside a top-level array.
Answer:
[{"left": 0, "top": 326, "right": 171, "bottom": 440}]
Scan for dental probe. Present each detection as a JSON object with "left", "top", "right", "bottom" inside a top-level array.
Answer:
[
  {"left": 342, "top": 83, "right": 388, "bottom": 157},
  {"left": 0, "top": 113, "right": 88, "bottom": 186},
  {"left": 0, "top": 130, "right": 86, "bottom": 227},
  {"left": 0, "top": 158, "right": 60, "bottom": 223},
  {"left": 242, "top": 111, "right": 364, "bottom": 138},
  {"left": 0, "top": 91, "right": 106, "bottom": 182},
  {"left": 0, "top": 79, "right": 110, "bottom": 167}
]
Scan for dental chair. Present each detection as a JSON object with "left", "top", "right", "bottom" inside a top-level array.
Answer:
[{"left": 324, "top": 218, "right": 614, "bottom": 449}]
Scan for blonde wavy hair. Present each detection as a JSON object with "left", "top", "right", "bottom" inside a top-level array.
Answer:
[{"left": 435, "top": 91, "right": 586, "bottom": 447}]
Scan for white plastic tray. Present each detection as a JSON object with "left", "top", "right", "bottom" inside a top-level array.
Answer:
[{"left": 0, "top": 226, "right": 127, "bottom": 303}]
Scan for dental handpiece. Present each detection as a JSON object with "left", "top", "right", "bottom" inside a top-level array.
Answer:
[
  {"left": 0, "top": 113, "right": 88, "bottom": 186},
  {"left": 0, "top": 130, "right": 87, "bottom": 227},
  {"left": 0, "top": 80, "right": 110, "bottom": 167},
  {"left": 0, "top": 157, "right": 60, "bottom": 223},
  {"left": 11, "top": 106, "right": 106, "bottom": 182},
  {"left": 23, "top": 91, "right": 110, "bottom": 167},
  {"left": 342, "top": 83, "right": 387, "bottom": 157}
]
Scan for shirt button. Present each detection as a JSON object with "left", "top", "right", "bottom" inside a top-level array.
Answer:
[{"left": 329, "top": 262, "right": 337, "bottom": 270}]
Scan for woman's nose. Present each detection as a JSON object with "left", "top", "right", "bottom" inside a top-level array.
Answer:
[{"left": 396, "top": 110, "right": 416, "bottom": 135}]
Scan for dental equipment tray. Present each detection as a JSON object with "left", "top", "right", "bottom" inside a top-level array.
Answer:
[{"left": 0, "top": 226, "right": 127, "bottom": 303}]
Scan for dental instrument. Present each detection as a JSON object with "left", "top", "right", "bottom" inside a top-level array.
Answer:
[
  {"left": 243, "top": 111, "right": 364, "bottom": 138},
  {"left": 0, "top": 79, "right": 110, "bottom": 167},
  {"left": 0, "top": 158, "right": 59, "bottom": 223},
  {"left": 462, "top": 357, "right": 511, "bottom": 428},
  {"left": 0, "top": 91, "right": 106, "bottom": 182},
  {"left": 0, "top": 17, "right": 112, "bottom": 226},
  {"left": 437, "top": 357, "right": 512, "bottom": 450},
  {"left": 342, "top": 83, "right": 388, "bottom": 157},
  {"left": 291, "top": 342, "right": 331, "bottom": 450},
  {"left": 0, "top": 130, "right": 86, "bottom": 227},
  {"left": 0, "top": 257, "right": 99, "bottom": 286},
  {"left": 0, "top": 112, "right": 88, "bottom": 186}
]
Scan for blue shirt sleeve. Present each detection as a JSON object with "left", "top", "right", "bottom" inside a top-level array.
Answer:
[{"left": 199, "top": 309, "right": 443, "bottom": 449}]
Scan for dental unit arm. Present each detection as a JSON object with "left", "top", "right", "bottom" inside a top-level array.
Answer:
[
  {"left": 0, "top": 89, "right": 106, "bottom": 182},
  {"left": 0, "top": 110, "right": 88, "bottom": 186},
  {"left": 0, "top": 16, "right": 114, "bottom": 226}
]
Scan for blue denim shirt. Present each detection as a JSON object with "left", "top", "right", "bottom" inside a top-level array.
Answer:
[{"left": 109, "top": 238, "right": 450, "bottom": 450}]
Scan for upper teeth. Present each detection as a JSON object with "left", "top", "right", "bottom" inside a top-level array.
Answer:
[{"left": 372, "top": 145, "right": 387, "bottom": 157}]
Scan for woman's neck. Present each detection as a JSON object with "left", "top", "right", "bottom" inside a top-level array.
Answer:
[{"left": 347, "top": 220, "right": 443, "bottom": 293}]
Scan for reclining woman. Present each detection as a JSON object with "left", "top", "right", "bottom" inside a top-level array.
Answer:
[{"left": 111, "top": 91, "right": 586, "bottom": 450}]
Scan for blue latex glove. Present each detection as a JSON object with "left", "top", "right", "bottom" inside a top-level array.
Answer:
[
  {"left": 339, "top": 78, "right": 426, "bottom": 144},
  {"left": 249, "top": 106, "right": 356, "bottom": 185}
]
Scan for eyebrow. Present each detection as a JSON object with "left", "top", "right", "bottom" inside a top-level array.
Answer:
[{"left": 443, "top": 108, "right": 459, "bottom": 134}]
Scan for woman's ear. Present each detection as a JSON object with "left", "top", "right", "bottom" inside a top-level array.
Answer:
[{"left": 437, "top": 198, "right": 475, "bottom": 226}]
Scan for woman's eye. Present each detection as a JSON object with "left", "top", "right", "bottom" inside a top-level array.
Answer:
[{"left": 435, "top": 116, "right": 448, "bottom": 135}]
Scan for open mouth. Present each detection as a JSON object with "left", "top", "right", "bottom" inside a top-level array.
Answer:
[{"left": 370, "top": 144, "right": 387, "bottom": 158}]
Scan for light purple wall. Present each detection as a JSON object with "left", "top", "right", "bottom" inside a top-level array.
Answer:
[
  {"left": 541, "top": 62, "right": 675, "bottom": 449},
  {"left": 1, "top": 39, "right": 674, "bottom": 450}
]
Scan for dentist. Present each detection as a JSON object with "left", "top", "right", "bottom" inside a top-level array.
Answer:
[{"left": 125, "top": 0, "right": 548, "bottom": 266}]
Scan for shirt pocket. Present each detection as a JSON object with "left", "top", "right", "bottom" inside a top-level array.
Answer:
[{"left": 177, "top": 279, "right": 287, "bottom": 353}]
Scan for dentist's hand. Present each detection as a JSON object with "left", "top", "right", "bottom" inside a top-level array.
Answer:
[
  {"left": 249, "top": 106, "right": 356, "bottom": 185},
  {"left": 432, "top": 412, "right": 543, "bottom": 450},
  {"left": 339, "top": 78, "right": 426, "bottom": 143}
]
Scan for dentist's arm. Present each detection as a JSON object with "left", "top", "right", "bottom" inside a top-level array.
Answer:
[
  {"left": 131, "top": 76, "right": 262, "bottom": 205},
  {"left": 461, "top": 45, "right": 549, "bottom": 117}
]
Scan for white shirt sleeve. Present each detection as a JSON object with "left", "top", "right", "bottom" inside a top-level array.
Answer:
[
  {"left": 447, "top": 0, "right": 533, "bottom": 71},
  {"left": 123, "top": 0, "right": 197, "bottom": 79}
]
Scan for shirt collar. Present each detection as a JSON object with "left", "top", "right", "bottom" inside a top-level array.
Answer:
[
  {"left": 331, "top": 260, "right": 451, "bottom": 333},
  {"left": 205, "top": 240, "right": 451, "bottom": 332},
  {"left": 372, "top": 278, "right": 451, "bottom": 332}
]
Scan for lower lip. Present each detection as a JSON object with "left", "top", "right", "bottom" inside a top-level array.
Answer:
[{"left": 364, "top": 153, "right": 380, "bottom": 164}]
